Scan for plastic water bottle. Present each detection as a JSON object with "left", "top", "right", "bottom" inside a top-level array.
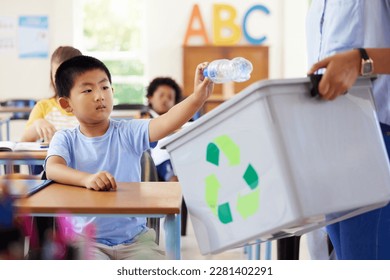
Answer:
[{"left": 203, "top": 57, "right": 253, "bottom": 84}]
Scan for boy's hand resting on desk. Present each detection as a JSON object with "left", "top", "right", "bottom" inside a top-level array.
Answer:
[{"left": 84, "top": 171, "right": 117, "bottom": 191}]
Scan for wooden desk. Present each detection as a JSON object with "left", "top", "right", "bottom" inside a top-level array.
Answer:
[
  {"left": 14, "top": 181, "right": 182, "bottom": 259},
  {"left": 0, "top": 106, "right": 33, "bottom": 113},
  {"left": 0, "top": 151, "right": 46, "bottom": 174}
]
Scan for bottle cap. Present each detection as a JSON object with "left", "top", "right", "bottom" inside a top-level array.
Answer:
[{"left": 203, "top": 68, "right": 209, "bottom": 78}]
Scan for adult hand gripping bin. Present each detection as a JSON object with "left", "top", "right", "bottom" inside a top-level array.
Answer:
[{"left": 161, "top": 77, "right": 390, "bottom": 255}]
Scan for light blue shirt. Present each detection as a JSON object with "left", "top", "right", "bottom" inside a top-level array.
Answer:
[
  {"left": 46, "top": 118, "right": 151, "bottom": 246},
  {"left": 306, "top": 0, "right": 390, "bottom": 124}
]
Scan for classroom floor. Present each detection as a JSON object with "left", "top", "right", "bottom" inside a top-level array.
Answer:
[{"left": 160, "top": 215, "right": 312, "bottom": 260}]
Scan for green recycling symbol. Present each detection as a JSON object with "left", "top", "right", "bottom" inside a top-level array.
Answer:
[{"left": 205, "top": 135, "right": 260, "bottom": 224}]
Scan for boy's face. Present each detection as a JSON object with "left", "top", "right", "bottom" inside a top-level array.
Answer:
[
  {"left": 59, "top": 69, "right": 113, "bottom": 125},
  {"left": 148, "top": 85, "right": 176, "bottom": 115}
]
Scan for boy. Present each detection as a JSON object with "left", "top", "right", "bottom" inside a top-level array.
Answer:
[{"left": 45, "top": 55, "right": 213, "bottom": 259}]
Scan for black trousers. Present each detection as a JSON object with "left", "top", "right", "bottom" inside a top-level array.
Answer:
[
  {"left": 277, "top": 236, "right": 301, "bottom": 260},
  {"left": 277, "top": 235, "right": 334, "bottom": 260}
]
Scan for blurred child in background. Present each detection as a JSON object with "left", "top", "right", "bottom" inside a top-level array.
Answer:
[
  {"left": 21, "top": 46, "right": 81, "bottom": 143},
  {"left": 142, "top": 77, "right": 183, "bottom": 182}
]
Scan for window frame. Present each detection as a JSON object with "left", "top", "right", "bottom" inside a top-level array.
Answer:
[{"left": 72, "top": 0, "right": 147, "bottom": 105}]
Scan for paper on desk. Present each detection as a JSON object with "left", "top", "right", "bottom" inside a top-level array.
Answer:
[{"left": 0, "top": 141, "right": 48, "bottom": 152}]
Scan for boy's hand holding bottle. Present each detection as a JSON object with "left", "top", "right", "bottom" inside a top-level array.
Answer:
[{"left": 192, "top": 62, "right": 214, "bottom": 105}]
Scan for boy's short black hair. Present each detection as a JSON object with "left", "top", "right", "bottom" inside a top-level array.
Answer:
[
  {"left": 146, "top": 77, "right": 182, "bottom": 105},
  {"left": 55, "top": 55, "right": 112, "bottom": 98}
]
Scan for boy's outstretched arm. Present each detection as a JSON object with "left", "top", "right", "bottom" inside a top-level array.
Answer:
[
  {"left": 149, "top": 62, "right": 214, "bottom": 142},
  {"left": 46, "top": 155, "right": 117, "bottom": 191}
]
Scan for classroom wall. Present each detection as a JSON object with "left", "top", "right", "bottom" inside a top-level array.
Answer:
[
  {"left": 0, "top": 0, "right": 308, "bottom": 101},
  {"left": 145, "top": 0, "right": 309, "bottom": 82},
  {"left": 0, "top": 0, "right": 74, "bottom": 100}
]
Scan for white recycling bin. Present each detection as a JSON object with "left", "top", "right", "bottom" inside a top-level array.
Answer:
[{"left": 161, "top": 77, "right": 390, "bottom": 255}]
